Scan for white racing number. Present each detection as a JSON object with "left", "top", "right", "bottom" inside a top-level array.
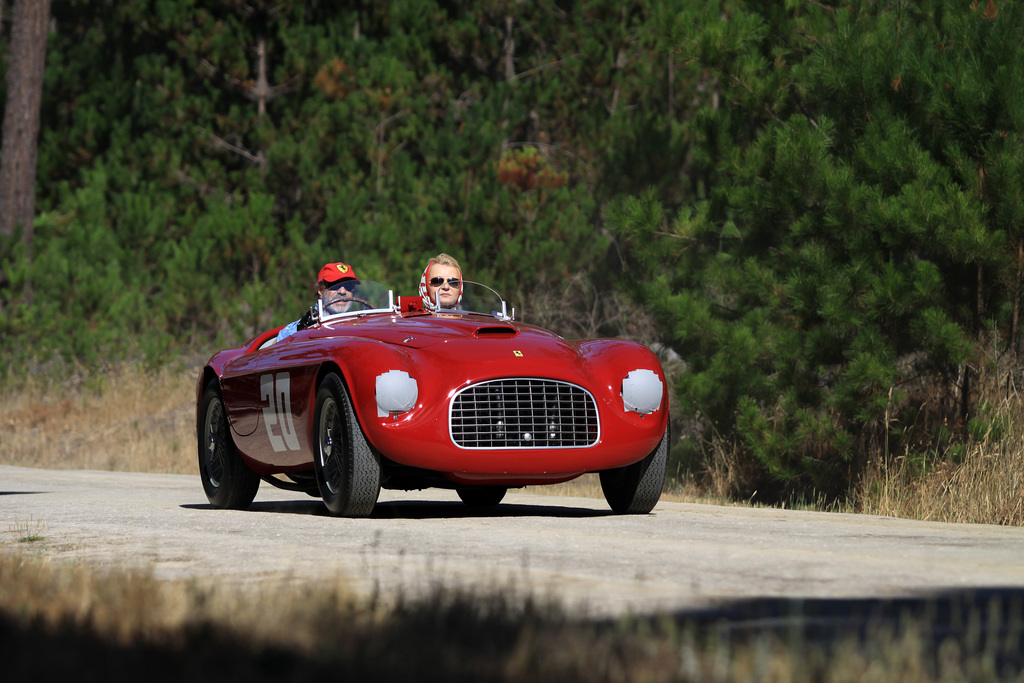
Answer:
[{"left": 260, "top": 372, "right": 301, "bottom": 452}]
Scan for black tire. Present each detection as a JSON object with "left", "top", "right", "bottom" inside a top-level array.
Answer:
[
  {"left": 456, "top": 486, "right": 507, "bottom": 507},
  {"left": 198, "top": 379, "right": 260, "bottom": 509},
  {"left": 599, "top": 427, "right": 668, "bottom": 514},
  {"left": 313, "top": 373, "right": 381, "bottom": 517}
]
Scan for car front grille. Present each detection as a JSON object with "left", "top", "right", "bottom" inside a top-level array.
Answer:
[{"left": 450, "top": 378, "right": 599, "bottom": 449}]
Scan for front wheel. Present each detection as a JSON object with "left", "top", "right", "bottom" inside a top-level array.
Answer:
[
  {"left": 599, "top": 427, "right": 668, "bottom": 514},
  {"left": 313, "top": 373, "right": 381, "bottom": 517},
  {"left": 198, "top": 379, "right": 259, "bottom": 509}
]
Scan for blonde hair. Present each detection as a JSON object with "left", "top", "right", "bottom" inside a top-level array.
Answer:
[{"left": 433, "top": 253, "right": 461, "bottom": 271}]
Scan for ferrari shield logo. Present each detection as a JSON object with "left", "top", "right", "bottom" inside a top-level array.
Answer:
[{"left": 513, "top": 350, "right": 524, "bottom": 357}]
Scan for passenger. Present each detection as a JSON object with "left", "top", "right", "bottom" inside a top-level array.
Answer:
[
  {"left": 274, "top": 262, "right": 359, "bottom": 343},
  {"left": 418, "top": 253, "right": 462, "bottom": 310}
]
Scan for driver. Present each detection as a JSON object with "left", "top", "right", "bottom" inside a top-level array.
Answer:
[
  {"left": 273, "top": 262, "right": 360, "bottom": 343},
  {"left": 321, "top": 278, "right": 357, "bottom": 315},
  {"left": 418, "top": 253, "right": 462, "bottom": 310}
]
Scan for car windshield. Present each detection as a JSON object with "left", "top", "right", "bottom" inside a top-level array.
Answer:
[
  {"left": 319, "top": 280, "right": 395, "bottom": 322},
  {"left": 433, "top": 281, "right": 513, "bottom": 321}
]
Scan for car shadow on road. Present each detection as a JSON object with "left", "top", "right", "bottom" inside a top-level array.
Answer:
[
  {"left": 182, "top": 498, "right": 615, "bottom": 519},
  {"left": 371, "top": 499, "right": 614, "bottom": 519}
]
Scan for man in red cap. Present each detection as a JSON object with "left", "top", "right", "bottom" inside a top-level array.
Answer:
[
  {"left": 317, "top": 262, "right": 360, "bottom": 315},
  {"left": 273, "top": 262, "right": 359, "bottom": 343}
]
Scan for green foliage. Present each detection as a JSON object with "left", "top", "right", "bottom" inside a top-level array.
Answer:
[
  {"left": 4, "top": 0, "right": 690, "bottom": 377},
  {"left": 611, "top": 0, "right": 1024, "bottom": 501}
]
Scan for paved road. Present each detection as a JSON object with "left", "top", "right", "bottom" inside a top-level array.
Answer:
[{"left": 3, "top": 464, "right": 1024, "bottom": 616}]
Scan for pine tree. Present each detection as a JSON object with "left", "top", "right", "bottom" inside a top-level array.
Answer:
[{"left": 612, "top": 0, "right": 1024, "bottom": 501}]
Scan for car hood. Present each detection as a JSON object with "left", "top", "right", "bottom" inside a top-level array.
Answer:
[{"left": 313, "top": 314, "right": 582, "bottom": 361}]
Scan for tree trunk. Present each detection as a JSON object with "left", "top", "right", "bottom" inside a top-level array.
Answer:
[
  {"left": 1013, "top": 238, "right": 1024, "bottom": 362},
  {"left": 0, "top": 0, "right": 51, "bottom": 305}
]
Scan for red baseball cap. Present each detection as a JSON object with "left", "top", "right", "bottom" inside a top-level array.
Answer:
[{"left": 318, "top": 262, "right": 359, "bottom": 285}]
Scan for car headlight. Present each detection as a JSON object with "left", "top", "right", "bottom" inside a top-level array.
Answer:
[
  {"left": 621, "top": 369, "right": 663, "bottom": 415},
  {"left": 376, "top": 370, "right": 418, "bottom": 417}
]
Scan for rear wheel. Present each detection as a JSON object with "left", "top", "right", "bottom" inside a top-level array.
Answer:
[
  {"left": 456, "top": 486, "right": 507, "bottom": 507},
  {"left": 599, "top": 427, "right": 668, "bottom": 514},
  {"left": 313, "top": 373, "right": 381, "bottom": 517},
  {"left": 198, "top": 379, "right": 259, "bottom": 509}
]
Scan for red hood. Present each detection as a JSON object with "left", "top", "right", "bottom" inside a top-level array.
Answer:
[{"left": 309, "top": 313, "right": 584, "bottom": 363}]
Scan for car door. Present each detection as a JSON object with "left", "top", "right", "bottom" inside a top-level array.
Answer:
[{"left": 229, "top": 333, "right": 323, "bottom": 470}]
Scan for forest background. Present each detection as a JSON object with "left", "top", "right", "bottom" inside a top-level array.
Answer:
[{"left": 2, "top": 0, "right": 1023, "bottom": 510}]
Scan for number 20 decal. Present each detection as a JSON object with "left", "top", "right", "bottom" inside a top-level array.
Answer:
[{"left": 261, "top": 372, "right": 300, "bottom": 452}]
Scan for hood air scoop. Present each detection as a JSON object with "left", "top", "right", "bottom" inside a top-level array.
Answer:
[{"left": 474, "top": 325, "right": 518, "bottom": 336}]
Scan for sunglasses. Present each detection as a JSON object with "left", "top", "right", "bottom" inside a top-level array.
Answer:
[
  {"left": 429, "top": 277, "right": 461, "bottom": 288},
  {"left": 326, "top": 281, "right": 357, "bottom": 292}
]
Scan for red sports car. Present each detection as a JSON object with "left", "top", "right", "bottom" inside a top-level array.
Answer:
[{"left": 196, "top": 281, "right": 669, "bottom": 517}]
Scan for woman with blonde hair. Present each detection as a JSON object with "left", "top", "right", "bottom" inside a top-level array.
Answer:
[{"left": 418, "top": 252, "right": 462, "bottom": 310}]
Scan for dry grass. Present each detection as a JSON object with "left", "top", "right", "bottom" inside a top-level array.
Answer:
[
  {"left": 2, "top": 550, "right": 1021, "bottom": 682},
  {"left": 0, "top": 360, "right": 198, "bottom": 473},
  {"left": 0, "top": 550, "right": 361, "bottom": 652},
  {"left": 858, "top": 396, "right": 1024, "bottom": 526}
]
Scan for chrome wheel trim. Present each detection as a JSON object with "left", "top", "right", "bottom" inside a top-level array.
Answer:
[{"left": 204, "top": 399, "right": 226, "bottom": 488}]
